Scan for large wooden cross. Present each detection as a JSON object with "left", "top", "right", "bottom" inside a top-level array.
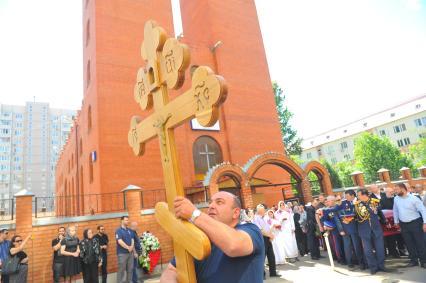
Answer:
[{"left": 128, "top": 21, "right": 228, "bottom": 283}]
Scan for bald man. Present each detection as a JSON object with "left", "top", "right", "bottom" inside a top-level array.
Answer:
[{"left": 160, "top": 192, "right": 265, "bottom": 283}]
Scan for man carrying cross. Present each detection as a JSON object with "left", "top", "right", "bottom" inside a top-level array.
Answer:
[{"left": 160, "top": 191, "right": 265, "bottom": 283}]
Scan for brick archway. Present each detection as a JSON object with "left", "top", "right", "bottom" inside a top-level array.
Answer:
[
  {"left": 243, "top": 152, "right": 312, "bottom": 203},
  {"left": 203, "top": 163, "right": 252, "bottom": 208},
  {"left": 303, "top": 160, "right": 333, "bottom": 196}
]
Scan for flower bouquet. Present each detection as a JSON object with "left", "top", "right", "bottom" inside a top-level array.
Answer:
[{"left": 138, "top": 231, "right": 161, "bottom": 274}]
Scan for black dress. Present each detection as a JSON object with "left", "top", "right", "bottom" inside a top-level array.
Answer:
[
  {"left": 8, "top": 250, "right": 28, "bottom": 283},
  {"left": 294, "top": 213, "right": 308, "bottom": 256},
  {"left": 61, "top": 237, "right": 82, "bottom": 277},
  {"left": 80, "top": 238, "right": 102, "bottom": 283}
]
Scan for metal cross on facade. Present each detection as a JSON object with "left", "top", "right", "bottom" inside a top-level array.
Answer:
[
  {"left": 199, "top": 144, "right": 216, "bottom": 169},
  {"left": 128, "top": 21, "right": 228, "bottom": 283}
]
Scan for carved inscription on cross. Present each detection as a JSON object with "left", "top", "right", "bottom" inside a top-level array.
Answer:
[{"left": 128, "top": 21, "right": 228, "bottom": 283}]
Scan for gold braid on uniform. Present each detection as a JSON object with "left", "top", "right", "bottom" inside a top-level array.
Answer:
[{"left": 354, "top": 201, "right": 370, "bottom": 223}]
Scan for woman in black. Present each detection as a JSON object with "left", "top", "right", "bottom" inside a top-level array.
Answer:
[
  {"left": 9, "top": 234, "right": 31, "bottom": 283},
  {"left": 293, "top": 206, "right": 308, "bottom": 257},
  {"left": 79, "top": 228, "right": 102, "bottom": 283},
  {"left": 60, "top": 226, "right": 81, "bottom": 282}
]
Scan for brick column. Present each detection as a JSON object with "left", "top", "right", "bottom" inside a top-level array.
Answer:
[
  {"left": 377, "top": 168, "right": 391, "bottom": 185},
  {"left": 350, "top": 171, "right": 365, "bottom": 187},
  {"left": 418, "top": 166, "right": 426, "bottom": 178},
  {"left": 122, "top": 185, "right": 142, "bottom": 220},
  {"left": 14, "top": 189, "right": 34, "bottom": 233},
  {"left": 400, "top": 167, "right": 413, "bottom": 186},
  {"left": 301, "top": 177, "right": 313, "bottom": 204}
]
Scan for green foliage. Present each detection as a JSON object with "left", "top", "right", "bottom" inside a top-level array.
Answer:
[
  {"left": 334, "top": 161, "right": 357, "bottom": 187},
  {"left": 320, "top": 159, "right": 343, "bottom": 189},
  {"left": 138, "top": 232, "right": 161, "bottom": 273},
  {"left": 409, "top": 137, "right": 426, "bottom": 168},
  {"left": 354, "top": 133, "right": 414, "bottom": 183},
  {"left": 308, "top": 171, "right": 321, "bottom": 196},
  {"left": 290, "top": 154, "right": 304, "bottom": 166},
  {"left": 273, "top": 81, "right": 303, "bottom": 156}
]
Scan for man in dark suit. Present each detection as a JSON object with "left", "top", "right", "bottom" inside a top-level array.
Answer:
[
  {"left": 321, "top": 190, "right": 365, "bottom": 269},
  {"left": 369, "top": 184, "right": 384, "bottom": 201},
  {"left": 380, "top": 187, "right": 407, "bottom": 258},
  {"left": 306, "top": 199, "right": 321, "bottom": 260},
  {"left": 355, "top": 189, "right": 391, "bottom": 275}
]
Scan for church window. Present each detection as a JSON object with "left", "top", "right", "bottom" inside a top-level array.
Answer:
[
  {"left": 192, "top": 136, "right": 223, "bottom": 175},
  {"left": 88, "top": 106, "right": 92, "bottom": 132},
  {"left": 86, "top": 20, "right": 90, "bottom": 46},
  {"left": 86, "top": 60, "right": 91, "bottom": 88},
  {"left": 89, "top": 154, "right": 93, "bottom": 183}
]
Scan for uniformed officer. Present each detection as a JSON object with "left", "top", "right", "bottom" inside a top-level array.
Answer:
[
  {"left": 322, "top": 190, "right": 365, "bottom": 269},
  {"left": 319, "top": 196, "right": 345, "bottom": 264},
  {"left": 355, "top": 188, "right": 391, "bottom": 275}
]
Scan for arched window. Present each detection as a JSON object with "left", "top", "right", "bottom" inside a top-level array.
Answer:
[
  {"left": 86, "top": 20, "right": 90, "bottom": 46},
  {"left": 86, "top": 60, "right": 91, "bottom": 88},
  {"left": 80, "top": 166, "right": 84, "bottom": 192},
  {"left": 89, "top": 155, "right": 93, "bottom": 183},
  {"left": 192, "top": 136, "right": 223, "bottom": 175},
  {"left": 88, "top": 106, "right": 92, "bottom": 132}
]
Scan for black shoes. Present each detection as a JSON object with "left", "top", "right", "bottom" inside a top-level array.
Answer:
[
  {"left": 370, "top": 267, "right": 391, "bottom": 275},
  {"left": 398, "top": 250, "right": 408, "bottom": 256},
  {"left": 405, "top": 261, "right": 418, "bottom": 268}
]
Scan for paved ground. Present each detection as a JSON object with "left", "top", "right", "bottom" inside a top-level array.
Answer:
[
  {"left": 261, "top": 254, "right": 426, "bottom": 283},
  {"left": 84, "top": 252, "right": 426, "bottom": 283}
]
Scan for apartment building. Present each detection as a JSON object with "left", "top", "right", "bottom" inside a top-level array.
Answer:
[
  {"left": 302, "top": 95, "right": 426, "bottom": 164},
  {"left": 0, "top": 102, "right": 75, "bottom": 198}
]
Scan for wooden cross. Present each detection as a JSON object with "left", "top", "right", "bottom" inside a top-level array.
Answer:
[{"left": 128, "top": 21, "right": 228, "bottom": 283}]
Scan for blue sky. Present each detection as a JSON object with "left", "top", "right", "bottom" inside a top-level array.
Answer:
[{"left": 0, "top": 0, "right": 425, "bottom": 139}]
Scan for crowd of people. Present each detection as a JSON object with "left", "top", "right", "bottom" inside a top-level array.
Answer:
[
  {"left": 0, "top": 183, "right": 424, "bottom": 283},
  {"left": 0, "top": 216, "right": 144, "bottom": 283},
  {"left": 241, "top": 183, "right": 426, "bottom": 276}
]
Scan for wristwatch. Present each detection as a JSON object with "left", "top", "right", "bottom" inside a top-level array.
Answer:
[{"left": 190, "top": 209, "right": 201, "bottom": 223}]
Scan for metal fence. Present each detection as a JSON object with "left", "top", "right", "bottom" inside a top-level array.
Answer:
[
  {"left": 0, "top": 199, "right": 14, "bottom": 221},
  {"left": 140, "top": 189, "right": 166, "bottom": 209},
  {"left": 35, "top": 192, "right": 126, "bottom": 218},
  {"left": 140, "top": 187, "right": 209, "bottom": 209}
]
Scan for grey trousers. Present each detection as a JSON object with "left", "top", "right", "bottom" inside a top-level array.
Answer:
[{"left": 117, "top": 253, "right": 134, "bottom": 283}]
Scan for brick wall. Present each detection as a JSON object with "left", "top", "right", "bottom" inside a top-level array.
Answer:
[{"left": 10, "top": 189, "right": 174, "bottom": 283}]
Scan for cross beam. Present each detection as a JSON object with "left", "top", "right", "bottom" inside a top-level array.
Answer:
[{"left": 127, "top": 21, "right": 227, "bottom": 283}]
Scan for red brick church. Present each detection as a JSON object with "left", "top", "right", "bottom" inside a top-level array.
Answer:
[{"left": 55, "top": 0, "right": 331, "bottom": 214}]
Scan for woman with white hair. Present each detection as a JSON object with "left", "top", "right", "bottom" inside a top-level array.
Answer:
[{"left": 275, "top": 201, "right": 299, "bottom": 263}]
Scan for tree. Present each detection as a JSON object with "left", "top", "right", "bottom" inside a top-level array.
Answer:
[
  {"left": 354, "top": 133, "right": 414, "bottom": 183},
  {"left": 320, "top": 159, "right": 343, "bottom": 189},
  {"left": 409, "top": 137, "right": 426, "bottom": 168},
  {"left": 290, "top": 154, "right": 304, "bottom": 166},
  {"left": 334, "top": 161, "right": 357, "bottom": 188},
  {"left": 273, "top": 81, "right": 303, "bottom": 156}
]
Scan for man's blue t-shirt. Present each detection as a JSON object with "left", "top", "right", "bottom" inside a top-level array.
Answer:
[
  {"left": 0, "top": 240, "right": 11, "bottom": 262},
  {"left": 115, "top": 226, "right": 133, "bottom": 254},
  {"left": 171, "top": 223, "right": 265, "bottom": 283}
]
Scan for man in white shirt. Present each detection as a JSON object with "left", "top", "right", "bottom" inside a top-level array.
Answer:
[
  {"left": 393, "top": 183, "right": 426, "bottom": 268},
  {"left": 253, "top": 205, "right": 278, "bottom": 278}
]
